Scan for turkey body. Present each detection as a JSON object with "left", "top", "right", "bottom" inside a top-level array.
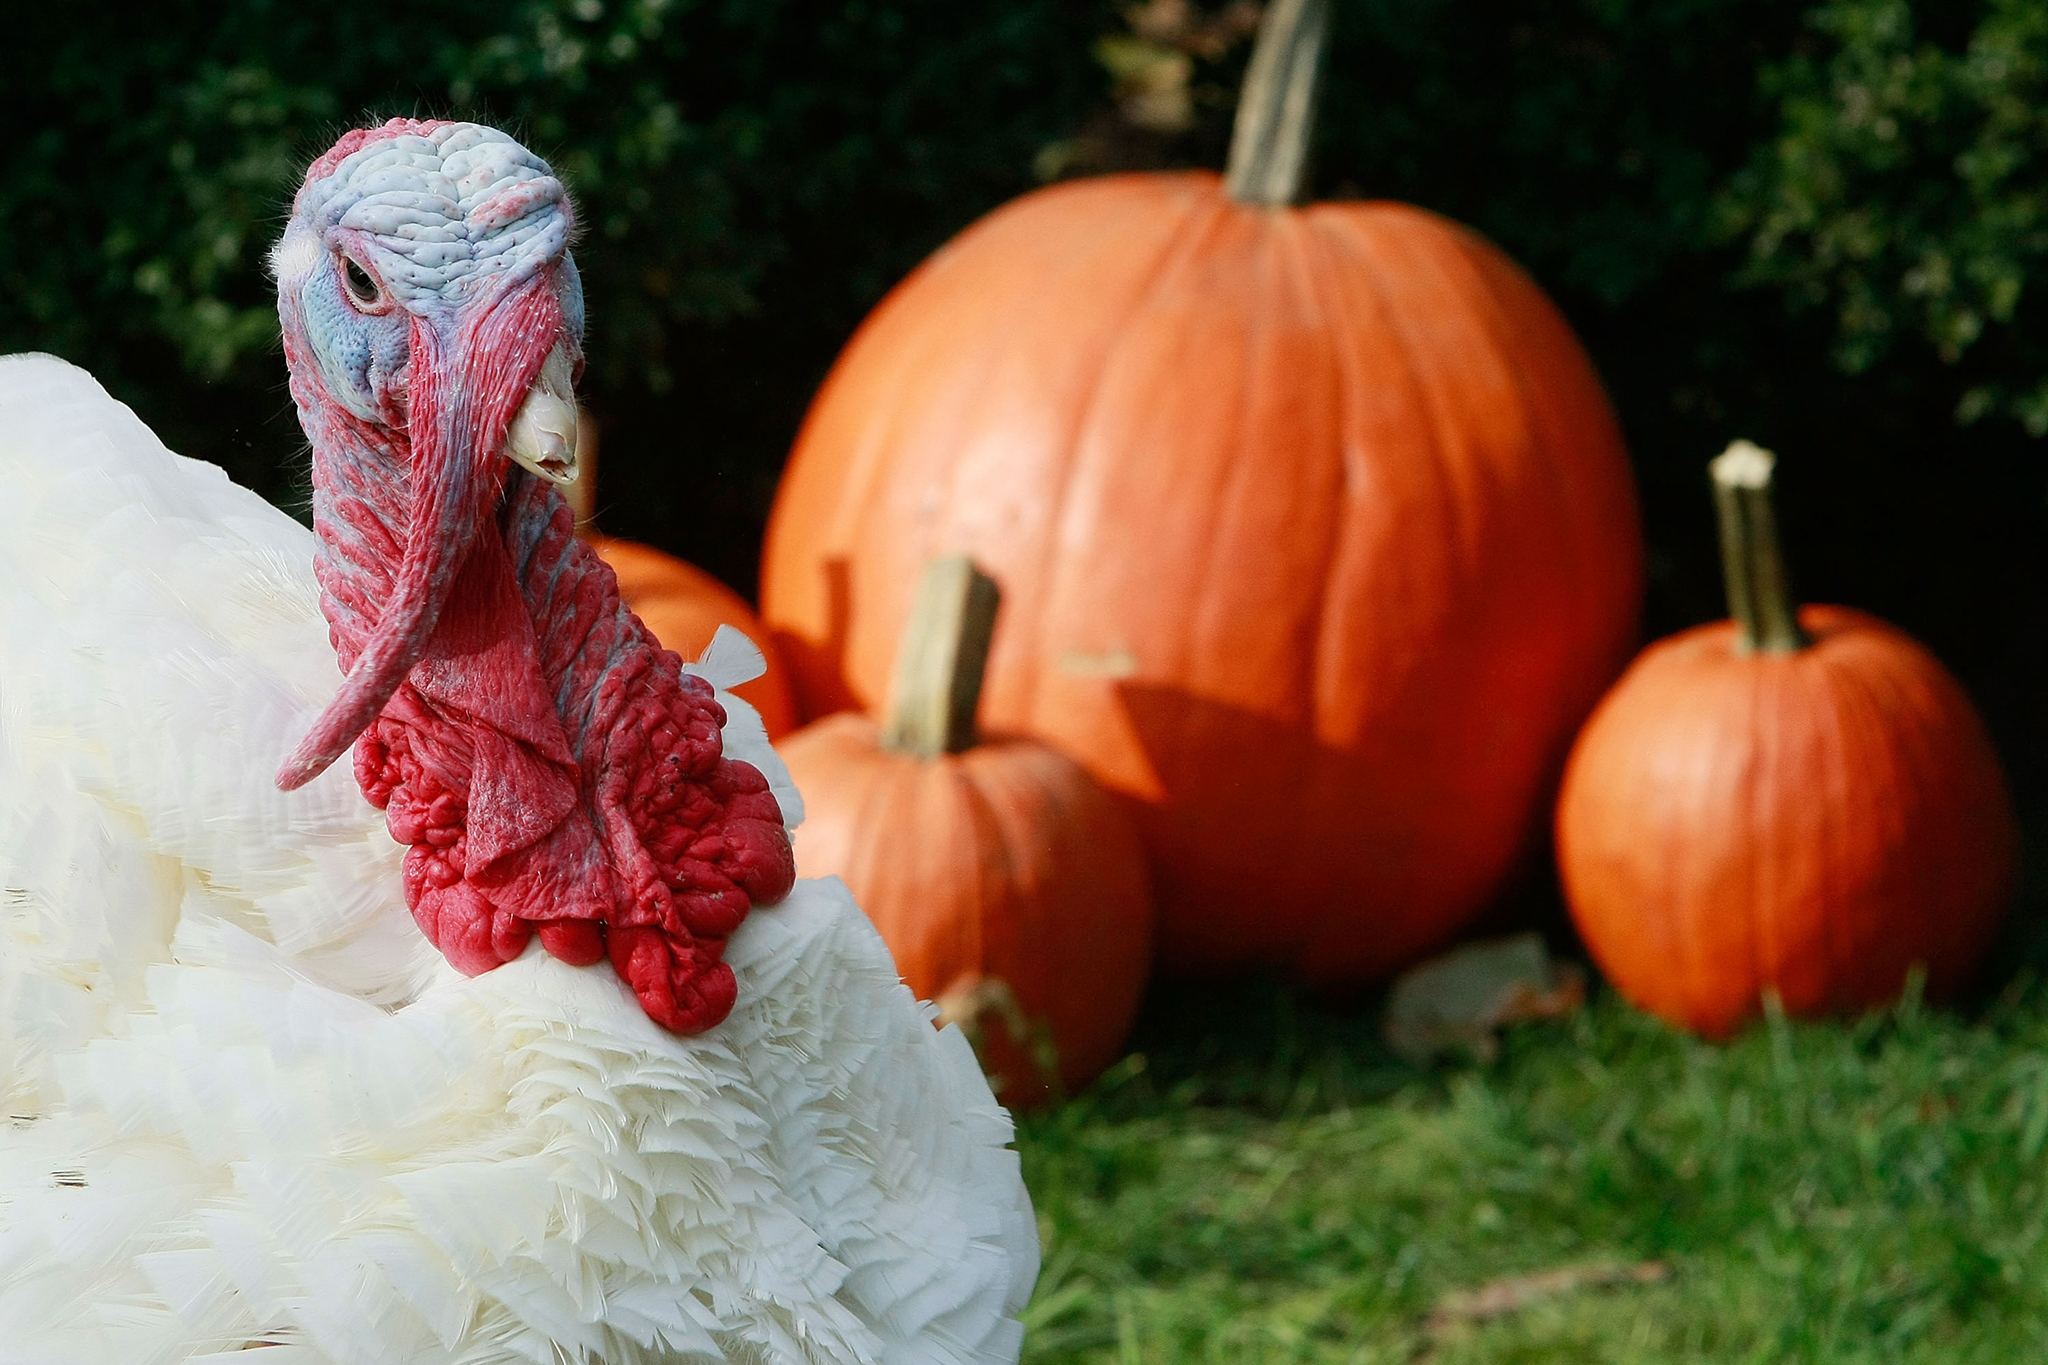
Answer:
[{"left": 0, "top": 355, "right": 1038, "bottom": 1364}]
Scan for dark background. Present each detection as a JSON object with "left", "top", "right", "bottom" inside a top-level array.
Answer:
[{"left": 8, "top": 0, "right": 2044, "bottom": 930}]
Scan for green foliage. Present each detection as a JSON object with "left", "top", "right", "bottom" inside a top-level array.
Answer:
[
  {"left": 1722, "top": 0, "right": 2048, "bottom": 433},
  {"left": 1016, "top": 975, "right": 2048, "bottom": 1362}
]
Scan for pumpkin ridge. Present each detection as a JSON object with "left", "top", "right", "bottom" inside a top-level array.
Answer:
[
  {"left": 1773, "top": 657, "right": 1840, "bottom": 1008},
  {"left": 1409, "top": 219, "right": 1551, "bottom": 582},
  {"left": 1830, "top": 630, "right": 1922, "bottom": 843},
  {"left": 1452, "top": 222, "right": 1641, "bottom": 702},
  {"left": 1425, "top": 220, "right": 1592, "bottom": 714},
  {"left": 904, "top": 756, "right": 985, "bottom": 985},
  {"left": 1183, "top": 210, "right": 1310, "bottom": 713},
  {"left": 1021, "top": 188, "right": 1238, "bottom": 726},
  {"left": 1674, "top": 665, "right": 1734, "bottom": 1024},
  {"left": 1820, "top": 617, "right": 1996, "bottom": 991},
  {"left": 1701, "top": 657, "right": 1757, "bottom": 1030},
  {"left": 1671, "top": 652, "right": 1748, "bottom": 1031},
  {"left": 1330, "top": 212, "right": 1486, "bottom": 583},
  {"left": 1644, "top": 661, "right": 1703, "bottom": 1028},
  {"left": 1815, "top": 631, "right": 1932, "bottom": 999},
  {"left": 1260, "top": 210, "right": 1348, "bottom": 725},
  {"left": 952, "top": 756, "right": 1015, "bottom": 984},
  {"left": 1352, "top": 211, "right": 1515, "bottom": 608},
  {"left": 974, "top": 180, "right": 1214, "bottom": 648},
  {"left": 1311, "top": 208, "right": 1458, "bottom": 703},
  {"left": 1805, "top": 639, "right": 1862, "bottom": 1010},
  {"left": 964, "top": 738, "right": 1153, "bottom": 1085},
  {"left": 1746, "top": 659, "right": 1789, "bottom": 1018},
  {"left": 1621, "top": 659, "right": 1675, "bottom": 1023},
  {"left": 839, "top": 715, "right": 906, "bottom": 916},
  {"left": 1321, "top": 211, "right": 1493, "bottom": 919},
  {"left": 1297, "top": 206, "right": 1440, "bottom": 744},
  {"left": 1180, "top": 213, "right": 1264, "bottom": 704},
  {"left": 1291, "top": 209, "right": 1363, "bottom": 738},
  {"left": 1823, "top": 621, "right": 1945, "bottom": 993}
]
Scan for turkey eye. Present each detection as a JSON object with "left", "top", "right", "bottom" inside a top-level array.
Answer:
[{"left": 341, "top": 256, "right": 381, "bottom": 307}]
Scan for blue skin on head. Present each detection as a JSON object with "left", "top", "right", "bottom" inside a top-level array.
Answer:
[
  {"left": 295, "top": 252, "right": 413, "bottom": 424},
  {"left": 274, "top": 122, "right": 584, "bottom": 429}
]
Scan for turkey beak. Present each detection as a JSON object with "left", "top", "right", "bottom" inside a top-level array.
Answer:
[{"left": 504, "top": 345, "right": 579, "bottom": 486}]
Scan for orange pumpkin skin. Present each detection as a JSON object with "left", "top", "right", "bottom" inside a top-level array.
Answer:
[
  {"left": 587, "top": 534, "right": 799, "bottom": 738},
  {"left": 761, "top": 171, "right": 1644, "bottom": 982},
  {"left": 1556, "top": 605, "right": 2016, "bottom": 1037},
  {"left": 780, "top": 712, "right": 1153, "bottom": 1100}
]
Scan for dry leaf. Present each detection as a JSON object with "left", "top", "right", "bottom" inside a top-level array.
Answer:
[
  {"left": 1383, "top": 933, "right": 1585, "bottom": 1063},
  {"left": 1427, "top": 1260, "right": 1670, "bottom": 1333}
]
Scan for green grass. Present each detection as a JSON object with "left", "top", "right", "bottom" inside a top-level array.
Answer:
[{"left": 1012, "top": 964, "right": 2048, "bottom": 1363}]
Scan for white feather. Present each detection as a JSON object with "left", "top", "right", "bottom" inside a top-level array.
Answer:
[
  {"left": 685, "top": 628, "right": 804, "bottom": 831},
  {"left": 688, "top": 624, "right": 768, "bottom": 692},
  {"left": 0, "top": 354, "right": 1036, "bottom": 1362}
]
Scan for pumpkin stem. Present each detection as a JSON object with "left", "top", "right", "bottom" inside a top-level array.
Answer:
[
  {"left": 1224, "top": 0, "right": 1331, "bottom": 207},
  {"left": 882, "top": 555, "right": 1002, "bottom": 758},
  {"left": 1709, "top": 440, "right": 1808, "bottom": 654}
]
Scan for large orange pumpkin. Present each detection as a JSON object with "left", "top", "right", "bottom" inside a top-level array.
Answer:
[
  {"left": 1556, "top": 443, "right": 2016, "bottom": 1037},
  {"left": 780, "top": 558, "right": 1153, "bottom": 1104},
  {"left": 760, "top": 0, "right": 1643, "bottom": 982}
]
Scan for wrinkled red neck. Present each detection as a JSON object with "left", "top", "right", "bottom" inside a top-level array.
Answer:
[{"left": 286, "top": 284, "right": 794, "bottom": 1033}]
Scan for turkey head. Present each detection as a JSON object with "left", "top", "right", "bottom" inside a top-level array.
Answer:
[{"left": 270, "top": 120, "right": 793, "bottom": 1032}]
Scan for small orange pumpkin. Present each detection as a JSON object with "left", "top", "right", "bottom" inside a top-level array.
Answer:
[
  {"left": 1556, "top": 442, "right": 2016, "bottom": 1036},
  {"left": 779, "top": 557, "right": 1154, "bottom": 1104}
]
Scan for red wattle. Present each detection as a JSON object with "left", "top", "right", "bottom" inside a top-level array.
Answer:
[
  {"left": 344, "top": 498, "right": 797, "bottom": 1026},
  {"left": 608, "top": 925, "right": 740, "bottom": 1034}
]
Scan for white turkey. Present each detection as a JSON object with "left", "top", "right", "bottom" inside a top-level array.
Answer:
[{"left": 0, "top": 118, "right": 1037, "bottom": 1364}]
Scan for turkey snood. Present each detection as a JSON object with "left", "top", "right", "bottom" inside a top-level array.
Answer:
[{"left": 270, "top": 120, "right": 793, "bottom": 1032}]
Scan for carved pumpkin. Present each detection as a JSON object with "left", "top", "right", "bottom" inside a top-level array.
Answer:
[
  {"left": 779, "top": 557, "right": 1154, "bottom": 1104},
  {"left": 760, "top": 0, "right": 1643, "bottom": 981},
  {"left": 1556, "top": 442, "right": 2016, "bottom": 1037}
]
